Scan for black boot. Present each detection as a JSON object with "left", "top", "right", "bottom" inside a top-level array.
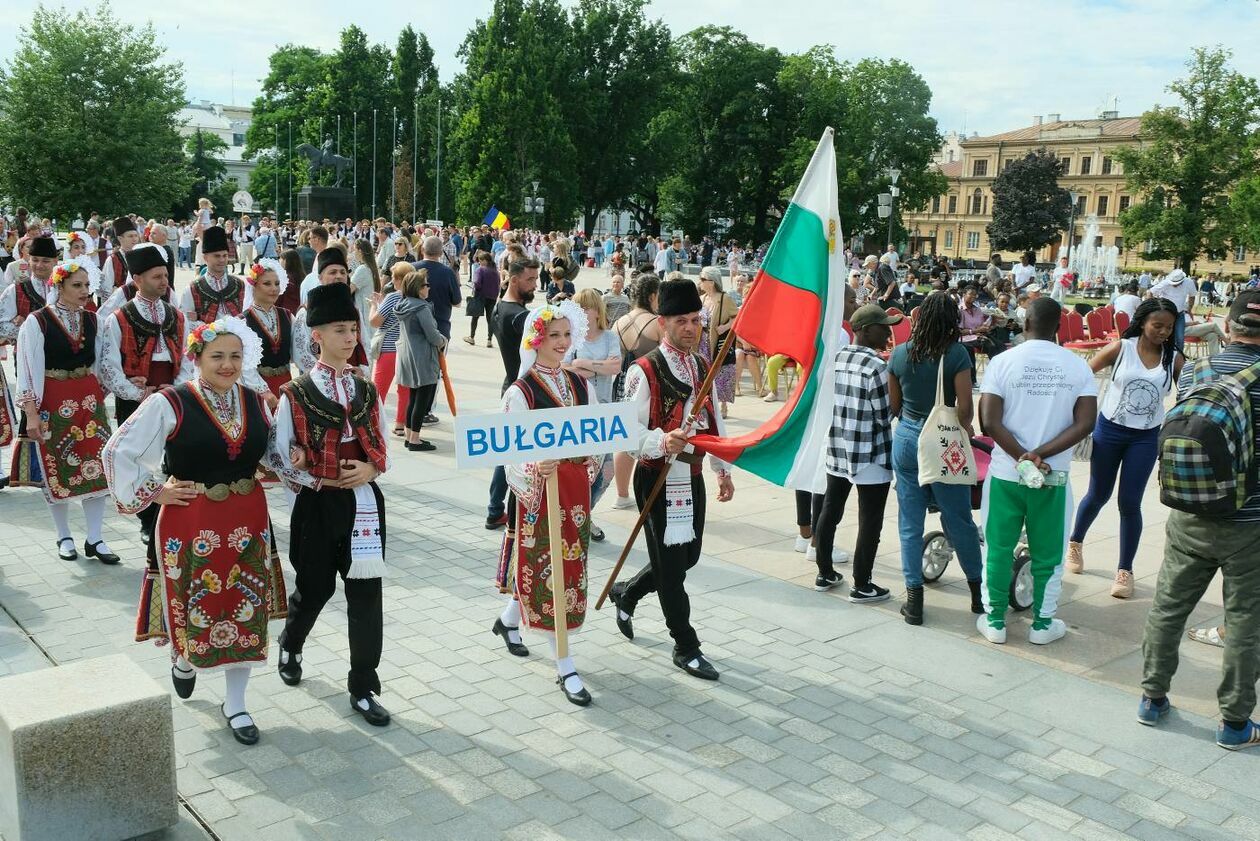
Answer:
[
  {"left": 901, "top": 586, "right": 924, "bottom": 626},
  {"left": 967, "top": 579, "right": 984, "bottom": 615}
]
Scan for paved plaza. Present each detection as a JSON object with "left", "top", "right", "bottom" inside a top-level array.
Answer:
[{"left": 1, "top": 265, "right": 1258, "bottom": 840}]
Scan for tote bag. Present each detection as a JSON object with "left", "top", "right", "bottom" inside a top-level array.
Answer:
[{"left": 917, "top": 357, "right": 978, "bottom": 485}]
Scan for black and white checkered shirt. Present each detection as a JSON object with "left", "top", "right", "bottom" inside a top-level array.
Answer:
[{"left": 826, "top": 345, "right": 893, "bottom": 477}]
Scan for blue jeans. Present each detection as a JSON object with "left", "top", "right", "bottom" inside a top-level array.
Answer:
[
  {"left": 1070, "top": 415, "right": 1159, "bottom": 571},
  {"left": 892, "top": 416, "right": 984, "bottom": 587},
  {"left": 1173, "top": 311, "right": 1186, "bottom": 353},
  {"left": 487, "top": 465, "right": 507, "bottom": 519}
]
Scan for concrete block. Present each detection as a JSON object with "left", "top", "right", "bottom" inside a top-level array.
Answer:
[{"left": 0, "top": 654, "right": 177, "bottom": 841}]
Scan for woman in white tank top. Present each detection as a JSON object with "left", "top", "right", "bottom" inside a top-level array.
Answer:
[{"left": 1067, "top": 299, "right": 1183, "bottom": 598}]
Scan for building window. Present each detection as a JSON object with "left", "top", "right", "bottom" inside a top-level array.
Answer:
[
  {"left": 1094, "top": 236, "right": 1103, "bottom": 248},
  {"left": 1003, "top": 158, "right": 1014, "bottom": 171},
  {"left": 970, "top": 188, "right": 983, "bottom": 214},
  {"left": 1059, "top": 157, "right": 1071, "bottom": 174},
  {"left": 947, "top": 195, "right": 957, "bottom": 214},
  {"left": 1115, "top": 237, "right": 1124, "bottom": 251},
  {"left": 1097, "top": 195, "right": 1109, "bottom": 216},
  {"left": 232, "top": 133, "right": 245, "bottom": 146},
  {"left": 1119, "top": 195, "right": 1130, "bottom": 212},
  {"left": 944, "top": 230, "right": 954, "bottom": 248},
  {"left": 972, "top": 159, "right": 988, "bottom": 177},
  {"left": 932, "top": 196, "right": 941, "bottom": 214},
  {"left": 1080, "top": 156, "right": 1092, "bottom": 175},
  {"left": 966, "top": 231, "right": 980, "bottom": 250},
  {"left": 1075, "top": 195, "right": 1087, "bottom": 215},
  {"left": 1101, "top": 156, "right": 1113, "bottom": 175},
  {"left": 1235, "top": 244, "right": 1247, "bottom": 263}
]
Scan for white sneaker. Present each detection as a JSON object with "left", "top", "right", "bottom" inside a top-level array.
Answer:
[
  {"left": 806, "top": 545, "right": 849, "bottom": 563},
  {"left": 1029, "top": 618, "right": 1067, "bottom": 645},
  {"left": 612, "top": 495, "right": 635, "bottom": 510},
  {"left": 976, "top": 613, "right": 1006, "bottom": 644},
  {"left": 794, "top": 536, "right": 810, "bottom": 553},
  {"left": 763, "top": 391, "right": 778, "bottom": 403},
  {"left": 805, "top": 545, "right": 816, "bottom": 562}
]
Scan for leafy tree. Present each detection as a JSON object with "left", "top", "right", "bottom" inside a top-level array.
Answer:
[
  {"left": 985, "top": 149, "right": 1072, "bottom": 252},
  {"left": 0, "top": 2, "right": 191, "bottom": 219},
  {"left": 325, "top": 26, "right": 396, "bottom": 219},
  {"left": 1116, "top": 47, "right": 1260, "bottom": 270},
  {"left": 176, "top": 130, "right": 229, "bottom": 217}
]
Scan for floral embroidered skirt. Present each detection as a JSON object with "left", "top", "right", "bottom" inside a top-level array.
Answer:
[
  {"left": 142, "top": 487, "right": 280, "bottom": 670},
  {"left": 34, "top": 375, "right": 112, "bottom": 504},
  {"left": 514, "top": 461, "right": 590, "bottom": 634}
]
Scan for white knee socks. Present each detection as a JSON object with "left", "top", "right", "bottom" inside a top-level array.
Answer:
[
  {"left": 49, "top": 502, "right": 72, "bottom": 542},
  {"left": 500, "top": 598, "right": 523, "bottom": 645},
  {"left": 548, "top": 638, "right": 584, "bottom": 694},
  {"left": 223, "top": 665, "right": 252, "bottom": 726},
  {"left": 82, "top": 497, "right": 108, "bottom": 548}
]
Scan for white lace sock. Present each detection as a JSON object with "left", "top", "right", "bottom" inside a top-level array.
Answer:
[
  {"left": 499, "top": 598, "right": 524, "bottom": 645},
  {"left": 49, "top": 502, "right": 72, "bottom": 542},
  {"left": 82, "top": 497, "right": 110, "bottom": 551},
  {"left": 549, "top": 640, "right": 584, "bottom": 694},
  {"left": 222, "top": 665, "right": 253, "bottom": 727}
]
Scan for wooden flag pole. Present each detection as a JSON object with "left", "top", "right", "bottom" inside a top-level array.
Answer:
[
  {"left": 545, "top": 472, "right": 569, "bottom": 658},
  {"left": 594, "top": 325, "right": 742, "bottom": 610},
  {"left": 439, "top": 352, "right": 457, "bottom": 415}
]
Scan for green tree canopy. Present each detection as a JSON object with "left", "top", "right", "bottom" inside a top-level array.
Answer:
[
  {"left": 985, "top": 149, "right": 1073, "bottom": 253},
  {"left": 175, "top": 129, "right": 229, "bottom": 218},
  {"left": 0, "top": 2, "right": 191, "bottom": 219}
]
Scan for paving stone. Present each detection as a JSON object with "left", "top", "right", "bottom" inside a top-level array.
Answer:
[{"left": 1116, "top": 791, "right": 1186, "bottom": 828}]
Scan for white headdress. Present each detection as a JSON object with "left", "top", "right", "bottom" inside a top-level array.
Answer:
[
  {"left": 49, "top": 258, "right": 102, "bottom": 296},
  {"left": 63, "top": 230, "right": 94, "bottom": 260},
  {"left": 517, "top": 299, "right": 589, "bottom": 378},
  {"left": 185, "top": 315, "right": 264, "bottom": 373},
  {"left": 243, "top": 257, "right": 288, "bottom": 309}
]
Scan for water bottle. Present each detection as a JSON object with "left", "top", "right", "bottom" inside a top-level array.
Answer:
[{"left": 1016, "top": 459, "right": 1045, "bottom": 489}]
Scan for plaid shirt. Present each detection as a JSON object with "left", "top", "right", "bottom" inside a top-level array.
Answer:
[{"left": 826, "top": 345, "right": 893, "bottom": 477}]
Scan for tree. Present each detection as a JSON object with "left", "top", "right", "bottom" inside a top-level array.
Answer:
[
  {"left": 0, "top": 2, "right": 191, "bottom": 218},
  {"left": 176, "top": 130, "right": 229, "bottom": 217},
  {"left": 1116, "top": 47, "right": 1260, "bottom": 270},
  {"left": 985, "top": 149, "right": 1072, "bottom": 253}
]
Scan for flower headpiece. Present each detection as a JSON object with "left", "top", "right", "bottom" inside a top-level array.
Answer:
[
  {"left": 49, "top": 259, "right": 101, "bottom": 295},
  {"left": 185, "top": 315, "right": 263, "bottom": 372},
  {"left": 64, "top": 230, "right": 90, "bottom": 253},
  {"left": 517, "top": 299, "right": 588, "bottom": 378},
  {"left": 243, "top": 258, "right": 287, "bottom": 309}
]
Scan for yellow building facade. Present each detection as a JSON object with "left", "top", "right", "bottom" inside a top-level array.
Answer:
[{"left": 902, "top": 114, "right": 1258, "bottom": 277}]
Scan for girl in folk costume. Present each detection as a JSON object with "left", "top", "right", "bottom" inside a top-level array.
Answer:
[
  {"left": 14, "top": 259, "right": 118, "bottom": 563},
  {"left": 267, "top": 282, "right": 393, "bottom": 727},
  {"left": 64, "top": 230, "right": 92, "bottom": 261},
  {"left": 102, "top": 317, "right": 284, "bottom": 746},
  {"left": 239, "top": 259, "right": 299, "bottom": 410},
  {"left": 492, "top": 300, "right": 601, "bottom": 707}
]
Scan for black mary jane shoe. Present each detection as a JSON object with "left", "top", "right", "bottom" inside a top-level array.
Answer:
[
  {"left": 84, "top": 541, "right": 121, "bottom": 565},
  {"left": 57, "top": 538, "right": 78, "bottom": 561},
  {"left": 609, "top": 583, "right": 634, "bottom": 640},
  {"left": 491, "top": 617, "right": 530, "bottom": 657},
  {"left": 556, "top": 672, "right": 592, "bottom": 707},
  {"left": 589, "top": 524, "right": 605, "bottom": 542},
  {"left": 171, "top": 665, "right": 196, "bottom": 699},
  {"left": 222, "top": 706, "right": 260, "bottom": 745},
  {"left": 351, "top": 693, "right": 391, "bottom": 727},
  {"left": 673, "top": 652, "right": 720, "bottom": 681},
  {"left": 277, "top": 652, "right": 303, "bottom": 686}
]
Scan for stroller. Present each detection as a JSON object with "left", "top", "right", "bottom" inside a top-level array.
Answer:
[{"left": 919, "top": 436, "right": 1034, "bottom": 611}]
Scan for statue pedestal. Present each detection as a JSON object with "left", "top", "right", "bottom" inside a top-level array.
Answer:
[{"left": 297, "top": 186, "right": 355, "bottom": 222}]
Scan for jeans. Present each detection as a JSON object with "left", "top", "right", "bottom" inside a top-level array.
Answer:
[
  {"left": 892, "top": 416, "right": 983, "bottom": 587},
  {"left": 1173, "top": 311, "right": 1186, "bottom": 353},
  {"left": 488, "top": 465, "right": 508, "bottom": 520},
  {"left": 1070, "top": 415, "right": 1159, "bottom": 571},
  {"left": 813, "top": 474, "right": 891, "bottom": 586},
  {"left": 177, "top": 245, "right": 191, "bottom": 268}
]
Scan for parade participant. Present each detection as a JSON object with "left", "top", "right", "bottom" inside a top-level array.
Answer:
[
  {"left": 268, "top": 282, "right": 392, "bottom": 727},
  {"left": 14, "top": 258, "right": 117, "bottom": 562},
  {"left": 63, "top": 230, "right": 90, "bottom": 261},
  {"left": 101, "top": 216, "right": 139, "bottom": 303},
  {"left": 608, "top": 279, "right": 734, "bottom": 681},
  {"left": 103, "top": 316, "right": 280, "bottom": 745},
  {"left": 178, "top": 226, "right": 245, "bottom": 328},
  {"left": 99, "top": 222, "right": 172, "bottom": 322},
  {"left": 239, "top": 258, "right": 298, "bottom": 409},
  {"left": 493, "top": 300, "right": 600, "bottom": 706},
  {"left": 0, "top": 234, "right": 56, "bottom": 343},
  {"left": 292, "top": 245, "right": 369, "bottom": 377}
]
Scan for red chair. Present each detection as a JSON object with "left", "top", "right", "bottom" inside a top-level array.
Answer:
[
  {"left": 1114, "top": 311, "right": 1131, "bottom": 333},
  {"left": 1085, "top": 308, "right": 1110, "bottom": 340},
  {"left": 1057, "top": 309, "right": 1071, "bottom": 343},
  {"left": 1064, "top": 310, "right": 1109, "bottom": 355},
  {"left": 890, "top": 315, "right": 912, "bottom": 347}
]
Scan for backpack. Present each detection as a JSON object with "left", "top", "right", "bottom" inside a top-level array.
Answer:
[{"left": 1158, "top": 356, "right": 1260, "bottom": 516}]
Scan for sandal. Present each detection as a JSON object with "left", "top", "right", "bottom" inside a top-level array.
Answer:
[
  {"left": 1188, "top": 626, "right": 1225, "bottom": 648},
  {"left": 392, "top": 426, "right": 405, "bottom": 437}
]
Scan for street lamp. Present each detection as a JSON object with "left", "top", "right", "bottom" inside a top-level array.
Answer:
[
  {"left": 523, "top": 180, "right": 544, "bottom": 229},
  {"left": 1066, "top": 189, "right": 1080, "bottom": 263},
  {"left": 885, "top": 167, "right": 902, "bottom": 249}
]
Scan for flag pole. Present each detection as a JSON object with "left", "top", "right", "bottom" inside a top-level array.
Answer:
[{"left": 594, "top": 324, "right": 742, "bottom": 611}]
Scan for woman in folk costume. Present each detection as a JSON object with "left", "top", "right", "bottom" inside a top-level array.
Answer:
[
  {"left": 14, "top": 259, "right": 117, "bottom": 563},
  {"left": 239, "top": 259, "right": 298, "bottom": 410},
  {"left": 492, "top": 299, "right": 601, "bottom": 707},
  {"left": 102, "top": 316, "right": 285, "bottom": 746}
]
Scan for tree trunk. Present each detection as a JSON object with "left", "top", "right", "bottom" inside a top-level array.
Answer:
[{"left": 583, "top": 207, "right": 598, "bottom": 237}]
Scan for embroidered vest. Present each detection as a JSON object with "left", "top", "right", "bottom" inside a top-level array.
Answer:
[
  {"left": 635, "top": 347, "right": 716, "bottom": 475},
  {"left": 159, "top": 384, "right": 268, "bottom": 484},
  {"left": 245, "top": 307, "right": 293, "bottom": 368},
  {"left": 110, "top": 252, "right": 129, "bottom": 292},
  {"left": 512, "top": 368, "right": 590, "bottom": 410},
  {"left": 191, "top": 275, "right": 245, "bottom": 323},
  {"left": 115, "top": 300, "right": 183, "bottom": 382},
  {"left": 282, "top": 372, "right": 388, "bottom": 479},
  {"left": 15, "top": 279, "right": 45, "bottom": 320},
  {"left": 34, "top": 307, "right": 97, "bottom": 371}
]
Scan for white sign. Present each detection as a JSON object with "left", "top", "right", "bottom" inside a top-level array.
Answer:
[
  {"left": 232, "top": 190, "right": 255, "bottom": 212},
  {"left": 424, "top": 219, "right": 444, "bottom": 229},
  {"left": 454, "top": 403, "right": 641, "bottom": 469}
]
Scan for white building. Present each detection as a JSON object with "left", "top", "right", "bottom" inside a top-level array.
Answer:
[{"left": 177, "top": 100, "right": 255, "bottom": 190}]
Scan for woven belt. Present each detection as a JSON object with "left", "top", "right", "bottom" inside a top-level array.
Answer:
[
  {"left": 258, "top": 364, "right": 290, "bottom": 377},
  {"left": 46, "top": 366, "right": 92, "bottom": 381},
  {"left": 1040, "top": 470, "right": 1069, "bottom": 487},
  {"left": 192, "top": 477, "right": 257, "bottom": 502}
]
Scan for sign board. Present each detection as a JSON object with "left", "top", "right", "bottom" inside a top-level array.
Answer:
[
  {"left": 424, "top": 219, "right": 444, "bottom": 229},
  {"left": 232, "top": 190, "right": 255, "bottom": 212},
  {"left": 454, "top": 403, "right": 641, "bottom": 469}
]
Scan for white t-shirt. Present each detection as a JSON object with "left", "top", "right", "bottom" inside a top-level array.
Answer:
[
  {"left": 980, "top": 339, "right": 1097, "bottom": 481},
  {"left": 1149, "top": 276, "right": 1194, "bottom": 313},
  {"left": 653, "top": 247, "right": 669, "bottom": 273},
  {"left": 1114, "top": 293, "right": 1141, "bottom": 321},
  {"left": 299, "top": 271, "right": 319, "bottom": 306},
  {"left": 1013, "top": 264, "right": 1037, "bottom": 291}
]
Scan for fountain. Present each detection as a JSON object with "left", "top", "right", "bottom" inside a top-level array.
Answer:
[{"left": 1066, "top": 215, "right": 1121, "bottom": 291}]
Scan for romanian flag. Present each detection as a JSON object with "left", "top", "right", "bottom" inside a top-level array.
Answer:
[
  {"left": 692, "top": 128, "right": 846, "bottom": 490},
  {"left": 483, "top": 207, "right": 510, "bottom": 230}
]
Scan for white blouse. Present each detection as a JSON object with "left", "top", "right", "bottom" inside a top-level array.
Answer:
[
  {"left": 15, "top": 305, "right": 106, "bottom": 408},
  {"left": 0, "top": 279, "right": 46, "bottom": 343}
]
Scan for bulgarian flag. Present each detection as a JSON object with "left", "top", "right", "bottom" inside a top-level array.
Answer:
[{"left": 692, "top": 128, "right": 845, "bottom": 490}]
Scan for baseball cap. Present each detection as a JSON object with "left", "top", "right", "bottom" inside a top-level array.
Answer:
[
  {"left": 850, "top": 303, "right": 904, "bottom": 331},
  {"left": 1229, "top": 289, "right": 1260, "bottom": 327}
]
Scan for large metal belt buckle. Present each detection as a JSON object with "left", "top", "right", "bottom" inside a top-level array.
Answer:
[
  {"left": 204, "top": 483, "right": 231, "bottom": 502},
  {"left": 230, "top": 478, "right": 256, "bottom": 496}
]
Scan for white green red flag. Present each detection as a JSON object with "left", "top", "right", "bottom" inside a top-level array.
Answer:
[{"left": 692, "top": 128, "right": 845, "bottom": 490}]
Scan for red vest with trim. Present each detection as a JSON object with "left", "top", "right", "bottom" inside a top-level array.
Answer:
[
  {"left": 634, "top": 347, "right": 716, "bottom": 476},
  {"left": 114, "top": 300, "right": 184, "bottom": 383},
  {"left": 282, "top": 372, "right": 388, "bottom": 479},
  {"left": 14, "top": 279, "right": 45, "bottom": 320},
  {"left": 191, "top": 274, "right": 245, "bottom": 323}
]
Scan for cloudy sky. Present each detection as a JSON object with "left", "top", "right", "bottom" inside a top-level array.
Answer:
[{"left": 4, "top": 0, "right": 1258, "bottom": 138}]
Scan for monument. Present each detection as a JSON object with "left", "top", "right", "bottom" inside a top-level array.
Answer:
[{"left": 296, "top": 137, "right": 355, "bottom": 221}]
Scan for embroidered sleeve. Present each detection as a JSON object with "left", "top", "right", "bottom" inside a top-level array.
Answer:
[
  {"left": 267, "top": 393, "right": 320, "bottom": 491},
  {"left": 101, "top": 393, "right": 174, "bottom": 514},
  {"left": 240, "top": 364, "right": 269, "bottom": 395},
  {"left": 623, "top": 365, "right": 666, "bottom": 460},
  {"left": 706, "top": 382, "right": 733, "bottom": 476},
  {"left": 96, "top": 286, "right": 125, "bottom": 324},
  {"left": 501, "top": 385, "right": 546, "bottom": 513},
  {"left": 14, "top": 315, "right": 44, "bottom": 408},
  {"left": 292, "top": 311, "right": 318, "bottom": 374},
  {"left": 0, "top": 285, "right": 18, "bottom": 342},
  {"left": 176, "top": 286, "right": 199, "bottom": 329},
  {"left": 97, "top": 314, "right": 145, "bottom": 402}
]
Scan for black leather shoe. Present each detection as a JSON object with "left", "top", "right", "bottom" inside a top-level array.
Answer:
[
  {"left": 589, "top": 524, "right": 605, "bottom": 542},
  {"left": 351, "top": 693, "right": 391, "bottom": 726},
  {"left": 485, "top": 513, "right": 507, "bottom": 530},
  {"left": 0, "top": 475, "right": 9, "bottom": 489},
  {"left": 84, "top": 541, "right": 121, "bottom": 565},
  {"left": 57, "top": 538, "right": 78, "bottom": 561},
  {"left": 492, "top": 617, "right": 529, "bottom": 657},
  {"left": 222, "top": 706, "right": 259, "bottom": 745},
  {"left": 139, "top": 528, "right": 152, "bottom": 546},
  {"left": 277, "top": 651, "right": 302, "bottom": 686},
  {"left": 405, "top": 440, "right": 436, "bottom": 452},
  {"left": 171, "top": 665, "right": 196, "bottom": 699},
  {"left": 609, "top": 582, "right": 634, "bottom": 640},
  {"left": 557, "top": 672, "right": 592, "bottom": 707},
  {"left": 673, "top": 652, "right": 720, "bottom": 681}
]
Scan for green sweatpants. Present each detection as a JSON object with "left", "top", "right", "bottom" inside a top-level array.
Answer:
[
  {"left": 980, "top": 476, "right": 1071, "bottom": 630},
  {"left": 1141, "top": 510, "right": 1260, "bottom": 722}
]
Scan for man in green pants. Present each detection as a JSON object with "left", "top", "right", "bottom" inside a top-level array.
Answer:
[{"left": 977, "top": 298, "right": 1097, "bottom": 644}]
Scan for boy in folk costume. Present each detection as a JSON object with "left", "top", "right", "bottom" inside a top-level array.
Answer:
[
  {"left": 100, "top": 215, "right": 140, "bottom": 308},
  {"left": 291, "top": 246, "right": 370, "bottom": 377},
  {"left": 267, "top": 282, "right": 392, "bottom": 726},
  {"left": 608, "top": 279, "right": 735, "bottom": 681},
  {"left": 178, "top": 225, "right": 245, "bottom": 328},
  {"left": 492, "top": 300, "right": 601, "bottom": 706}
]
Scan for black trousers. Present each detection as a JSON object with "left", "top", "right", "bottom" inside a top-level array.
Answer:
[
  {"left": 794, "top": 490, "right": 823, "bottom": 530},
  {"left": 280, "top": 482, "right": 385, "bottom": 698},
  {"left": 406, "top": 383, "right": 438, "bottom": 432},
  {"left": 811, "top": 474, "right": 891, "bottom": 587},
  {"left": 623, "top": 466, "right": 705, "bottom": 658}
]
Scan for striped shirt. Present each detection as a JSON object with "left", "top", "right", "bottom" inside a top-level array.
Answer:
[{"left": 376, "top": 291, "right": 402, "bottom": 355}]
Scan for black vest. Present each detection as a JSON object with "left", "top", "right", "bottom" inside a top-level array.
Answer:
[
  {"left": 158, "top": 384, "right": 268, "bottom": 484},
  {"left": 513, "top": 368, "right": 589, "bottom": 410},
  {"left": 245, "top": 307, "right": 293, "bottom": 368},
  {"left": 34, "top": 308, "right": 97, "bottom": 371}
]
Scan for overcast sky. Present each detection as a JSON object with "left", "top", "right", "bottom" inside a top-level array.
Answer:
[{"left": 4, "top": 0, "right": 1259, "bottom": 138}]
